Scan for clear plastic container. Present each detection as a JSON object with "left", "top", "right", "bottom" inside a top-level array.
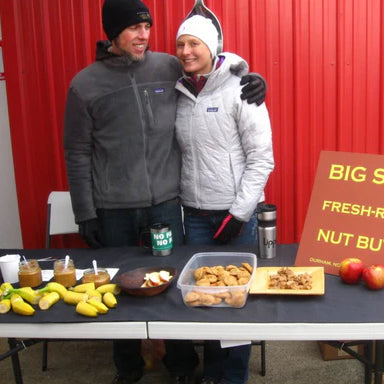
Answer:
[{"left": 177, "top": 252, "right": 257, "bottom": 308}]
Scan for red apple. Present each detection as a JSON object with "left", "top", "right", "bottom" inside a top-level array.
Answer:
[
  {"left": 339, "top": 258, "right": 364, "bottom": 284},
  {"left": 362, "top": 265, "right": 384, "bottom": 290}
]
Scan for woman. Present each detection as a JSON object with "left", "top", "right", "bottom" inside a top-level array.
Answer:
[{"left": 175, "top": 15, "right": 274, "bottom": 384}]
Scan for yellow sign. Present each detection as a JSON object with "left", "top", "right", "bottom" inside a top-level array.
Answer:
[{"left": 296, "top": 150, "right": 384, "bottom": 275}]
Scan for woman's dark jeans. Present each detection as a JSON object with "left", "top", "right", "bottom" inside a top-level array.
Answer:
[{"left": 183, "top": 208, "right": 257, "bottom": 384}]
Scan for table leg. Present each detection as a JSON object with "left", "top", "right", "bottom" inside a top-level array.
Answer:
[
  {"left": 364, "top": 341, "right": 373, "bottom": 384},
  {"left": 374, "top": 340, "right": 384, "bottom": 384},
  {"left": 7, "top": 338, "right": 23, "bottom": 384}
]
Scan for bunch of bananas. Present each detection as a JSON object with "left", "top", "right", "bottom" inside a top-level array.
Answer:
[{"left": 0, "top": 281, "right": 119, "bottom": 317}]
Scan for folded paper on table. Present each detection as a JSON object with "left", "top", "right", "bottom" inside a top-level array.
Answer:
[
  {"left": 220, "top": 340, "right": 252, "bottom": 348},
  {"left": 42, "top": 268, "right": 119, "bottom": 283}
]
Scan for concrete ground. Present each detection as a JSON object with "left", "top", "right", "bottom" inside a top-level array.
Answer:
[{"left": 0, "top": 339, "right": 366, "bottom": 384}]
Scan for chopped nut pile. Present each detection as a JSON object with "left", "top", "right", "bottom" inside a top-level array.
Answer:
[{"left": 268, "top": 267, "right": 312, "bottom": 290}]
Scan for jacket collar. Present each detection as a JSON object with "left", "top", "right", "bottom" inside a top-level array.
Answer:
[{"left": 182, "top": 56, "right": 225, "bottom": 95}]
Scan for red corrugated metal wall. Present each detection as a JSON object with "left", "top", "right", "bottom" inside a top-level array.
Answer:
[{"left": 1, "top": 0, "right": 383, "bottom": 248}]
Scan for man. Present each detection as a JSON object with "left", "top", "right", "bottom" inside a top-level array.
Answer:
[{"left": 63, "top": 1, "right": 266, "bottom": 383}]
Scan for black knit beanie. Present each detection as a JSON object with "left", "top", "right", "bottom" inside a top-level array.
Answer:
[{"left": 102, "top": 0, "right": 153, "bottom": 41}]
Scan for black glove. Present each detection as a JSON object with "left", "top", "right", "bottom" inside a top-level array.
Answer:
[
  {"left": 78, "top": 219, "right": 103, "bottom": 249},
  {"left": 240, "top": 73, "right": 267, "bottom": 106},
  {"left": 213, "top": 213, "right": 244, "bottom": 244}
]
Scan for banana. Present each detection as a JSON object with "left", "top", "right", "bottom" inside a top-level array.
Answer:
[
  {"left": 6, "top": 287, "right": 41, "bottom": 305},
  {"left": 12, "top": 301, "right": 35, "bottom": 316},
  {"left": 0, "top": 299, "right": 11, "bottom": 314},
  {"left": 0, "top": 282, "right": 14, "bottom": 296},
  {"left": 87, "top": 298, "right": 109, "bottom": 314},
  {"left": 63, "top": 291, "right": 88, "bottom": 305},
  {"left": 71, "top": 282, "right": 95, "bottom": 293},
  {"left": 76, "top": 301, "right": 98, "bottom": 317},
  {"left": 102, "top": 292, "right": 117, "bottom": 308},
  {"left": 96, "top": 284, "right": 120, "bottom": 295},
  {"left": 39, "top": 291, "right": 60, "bottom": 310},
  {"left": 10, "top": 293, "right": 23, "bottom": 304},
  {"left": 44, "top": 282, "right": 68, "bottom": 299},
  {"left": 85, "top": 288, "right": 102, "bottom": 301},
  {"left": 19, "top": 287, "right": 41, "bottom": 305},
  {"left": 10, "top": 294, "right": 35, "bottom": 316}
]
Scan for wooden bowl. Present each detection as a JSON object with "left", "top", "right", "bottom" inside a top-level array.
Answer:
[{"left": 116, "top": 266, "right": 177, "bottom": 296}]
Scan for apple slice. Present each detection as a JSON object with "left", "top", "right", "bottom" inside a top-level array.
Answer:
[
  {"left": 159, "top": 270, "right": 171, "bottom": 282},
  {"left": 148, "top": 272, "right": 161, "bottom": 286},
  {"left": 143, "top": 273, "right": 151, "bottom": 281}
]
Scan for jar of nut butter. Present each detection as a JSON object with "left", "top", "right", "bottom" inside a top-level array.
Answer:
[
  {"left": 18, "top": 259, "right": 42, "bottom": 288},
  {"left": 54, "top": 258, "right": 76, "bottom": 288},
  {"left": 82, "top": 268, "right": 110, "bottom": 288}
]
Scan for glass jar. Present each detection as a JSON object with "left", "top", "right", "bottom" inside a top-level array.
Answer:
[
  {"left": 82, "top": 268, "right": 110, "bottom": 288},
  {"left": 18, "top": 259, "right": 42, "bottom": 288},
  {"left": 54, "top": 258, "right": 76, "bottom": 288}
]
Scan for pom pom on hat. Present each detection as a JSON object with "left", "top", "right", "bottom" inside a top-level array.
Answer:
[
  {"left": 102, "top": 0, "right": 153, "bottom": 41},
  {"left": 176, "top": 15, "right": 219, "bottom": 57}
]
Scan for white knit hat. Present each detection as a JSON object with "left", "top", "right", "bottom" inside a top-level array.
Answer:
[{"left": 176, "top": 15, "right": 218, "bottom": 57}]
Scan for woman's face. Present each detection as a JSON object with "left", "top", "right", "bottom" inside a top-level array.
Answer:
[{"left": 176, "top": 35, "right": 213, "bottom": 75}]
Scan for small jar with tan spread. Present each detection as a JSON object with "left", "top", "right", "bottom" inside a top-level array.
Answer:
[
  {"left": 18, "top": 259, "right": 42, "bottom": 288},
  {"left": 54, "top": 258, "right": 76, "bottom": 287},
  {"left": 82, "top": 268, "right": 110, "bottom": 288}
]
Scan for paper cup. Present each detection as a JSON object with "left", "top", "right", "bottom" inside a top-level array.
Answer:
[{"left": 0, "top": 254, "right": 21, "bottom": 283}]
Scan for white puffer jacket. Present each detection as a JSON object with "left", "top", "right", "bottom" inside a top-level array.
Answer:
[{"left": 175, "top": 53, "right": 274, "bottom": 222}]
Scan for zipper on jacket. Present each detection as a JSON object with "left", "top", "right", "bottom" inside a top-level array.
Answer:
[
  {"left": 190, "top": 103, "right": 201, "bottom": 208},
  {"left": 144, "top": 90, "right": 155, "bottom": 131},
  {"left": 143, "top": 89, "right": 157, "bottom": 204},
  {"left": 130, "top": 73, "right": 152, "bottom": 203}
]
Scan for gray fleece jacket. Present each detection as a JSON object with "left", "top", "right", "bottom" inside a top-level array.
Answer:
[{"left": 63, "top": 41, "right": 182, "bottom": 223}]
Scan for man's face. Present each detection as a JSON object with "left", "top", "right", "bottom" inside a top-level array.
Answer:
[{"left": 112, "top": 22, "right": 151, "bottom": 61}]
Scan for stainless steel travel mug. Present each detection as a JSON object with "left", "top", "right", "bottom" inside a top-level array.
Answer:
[
  {"left": 257, "top": 204, "right": 277, "bottom": 259},
  {"left": 150, "top": 223, "right": 173, "bottom": 256}
]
